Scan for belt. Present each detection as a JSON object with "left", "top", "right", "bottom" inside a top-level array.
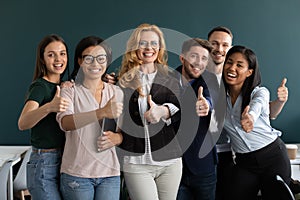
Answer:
[{"left": 32, "top": 148, "right": 61, "bottom": 153}]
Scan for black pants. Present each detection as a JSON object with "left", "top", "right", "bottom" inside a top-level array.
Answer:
[
  {"left": 215, "top": 151, "right": 234, "bottom": 200},
  {"left": 230, "top": 137, "right": 291, "bottom": 200}
]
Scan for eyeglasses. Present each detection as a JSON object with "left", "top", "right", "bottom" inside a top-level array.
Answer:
[
  {"left": 82, "top": 54, "right": 107, "bottom": 64},
  {"left": 138, "top": 40, "right": 159, "bottom": 49}
]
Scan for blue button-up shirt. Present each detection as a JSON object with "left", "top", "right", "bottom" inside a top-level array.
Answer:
[{"left": 224, "top": 86, "right": 281, "bottom": 153}]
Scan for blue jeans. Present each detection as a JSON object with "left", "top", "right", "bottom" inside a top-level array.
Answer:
[
  {"left": 177, "top": 167, "right": 217, "bottom": 200},
  {"left": 26, "top": 148, "right": 63, "bottom": 200},
  {"left": 60, "top": 173, "right": 120, "bottom": 200}
]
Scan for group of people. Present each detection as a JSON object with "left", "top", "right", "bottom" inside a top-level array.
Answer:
[{"left": 18, "top": 23, "right": 290, "bottom": 200}]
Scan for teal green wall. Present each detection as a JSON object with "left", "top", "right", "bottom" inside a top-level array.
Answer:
[{"left": 1, "top": 0, "right": 299, "bottom": 145}]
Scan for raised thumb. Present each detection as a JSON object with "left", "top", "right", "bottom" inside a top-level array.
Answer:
[
  {"left": 280, "top": 78, "right": 287, "bottom": 87},
  {"left": 55, "top": 85, "right": 61, "bottom": 97},
  {"left": 198, "top": 86, "right": 203, "bottom": 100},
  {"left": 148, "top": 95, "right": 155, "bottom": 107},
  {"left": 242, "top": 105, "right": 250, "bottom": 117}
]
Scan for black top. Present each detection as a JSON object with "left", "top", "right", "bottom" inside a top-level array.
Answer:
[{"left": 118, "top": 69, "right": 182, "bottom": 161}]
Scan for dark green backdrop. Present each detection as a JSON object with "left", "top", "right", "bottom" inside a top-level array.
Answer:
[{"left": 1, "top": 0, "right": 299, "bottom": 145}]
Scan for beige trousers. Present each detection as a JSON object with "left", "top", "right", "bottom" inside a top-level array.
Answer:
[{"left": 123, "top": 158, "right": 182, "bottom": 200}]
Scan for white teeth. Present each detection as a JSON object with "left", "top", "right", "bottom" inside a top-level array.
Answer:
[
  {"left": 227, "top": 72, "right": 236, "bottom": 78},
  {"left": 214, "top": 54, "right": 222, "bottom": 58},
  {"left": 89, "top": 68, "right": 102, "bottom": 73},
  {"left": 54, "top": 64, "right": 63, "bottom": 67},
  {"left": 144, "top": 53, "right": 153, "bottom": 57},
  {"left": 213, "top": 52, "right": 223, "bottom": 57},
  {"left": 193, "top": 67, "right": 200, "bottom": 72},
  {"left": 191, "top": 65, "right": 202, "bottom": 72}
]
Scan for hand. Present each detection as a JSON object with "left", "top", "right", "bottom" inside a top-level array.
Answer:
[
  {"left": 241, "top": 105, "right": 254, "bottom": 133},
  {"left": 101, "top": 95, "right": 123, "bottom": 119},
  {"left": 103, "top": 72, "right": 117, "bottom": 84},
  {"left": 277, "top": 78, "right": 288, "bottom": 103},
  {"left": 49, "top": 86, "right": 69, "bottom": 112},
  {"left": 144, "top": 95, "right": 169, "bottom": 124},
  {"left": 97, "top": 131, "right": 122, "bottom": 151},
  {"left": 195, "top": 86, "right": 209, "bottom": 116},
  {"left": 60, "top": 79, "right": 74, "bottom": 88}
]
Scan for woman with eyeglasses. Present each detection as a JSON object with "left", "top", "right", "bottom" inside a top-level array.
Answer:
[
  {"left": 18, "top": 34, "right": 69, "bottom": 200},
  {"left": 56, "top": 36, "right": 123, "bottom": 200},
  {"left": 117, "top": 23, "right": 182, "bottom": 200}
]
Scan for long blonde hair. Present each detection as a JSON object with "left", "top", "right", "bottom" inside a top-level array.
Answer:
[{"left": 118, "top": 23, "right": 168, "bottom": 91}]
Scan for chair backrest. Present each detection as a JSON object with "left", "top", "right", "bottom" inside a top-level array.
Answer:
[
  {"left": 13, "top": 147, "right": 32, "bottom": 191},
  {"left": 0, "top": 161, "right": 13, "bottom": 200},
  {"left": 276, "top": 175, "right": 295, "bottom": 200}
]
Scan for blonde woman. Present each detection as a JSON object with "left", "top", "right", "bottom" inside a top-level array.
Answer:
[{"left": 118, "top": 23, "right": 182, "bottom": 200}]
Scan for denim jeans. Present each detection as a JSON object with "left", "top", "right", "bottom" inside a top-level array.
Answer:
[
  {"left": 177, "top": 166, "right": 217, "bottom": 200},
  {"left": 26, "top": 149, "right": 63, "bottom": 200},
  {"left": 60, "top": 173, "right": 120, "bottom": 200}
]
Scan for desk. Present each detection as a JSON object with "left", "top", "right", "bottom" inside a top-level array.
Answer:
[
  {"left": 288, "top": 144, "right": 300, "bottom": 180},
  {"left": 0, "top": 146, "right": 31, "bottom": 200}
]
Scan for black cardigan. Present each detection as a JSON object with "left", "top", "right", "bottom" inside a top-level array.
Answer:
[{"left": 118, "top": 70, "right": 182, "bottom": 161}]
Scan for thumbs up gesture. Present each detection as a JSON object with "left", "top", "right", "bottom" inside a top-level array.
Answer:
[
  {"left": 144, "top": 95, "right": 169, "bottom": 124},
  {"left": 101, "top": 95, "right": 123, "bottom": 119},
  {"left": 241, "top": 105, "right": 254, "bottom": 133},
  {"left": 277, "top": 78, "right": 288, "bottom": 103},
  {"left": 50, "top": 86, "right": 69, "bottom": 112},
  {"left": 195, "top": 86, "right": 209, "bottom": 116}
]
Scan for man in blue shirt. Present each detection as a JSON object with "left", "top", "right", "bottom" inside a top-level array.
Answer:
[{"left": 176, "top": 38, "right": 218, "bottom": 200}]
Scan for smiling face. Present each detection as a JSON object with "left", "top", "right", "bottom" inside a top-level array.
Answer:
[
  {"left": 223, "top": 52, "right": 253, "bottom": 91},
  {"left": 180, "top": 45, "right": 210, "bottom": 81},
  {"left": 209, "top": 31, "right": 232, "bottom": 65},
  {"left": 136, "top": 31, "right": 160, "bottom": 64},
  {"left": 79, "top": 45, "right": 107, "bottom": 81},
  {"left": 43, "top": 41, "right": 67, "bottom": 77}
]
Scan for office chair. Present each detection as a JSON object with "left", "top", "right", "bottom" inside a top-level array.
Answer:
[
  {"left": 0, "top": 161, "right": 13, "bottom": 200},
  {"left": 13, "top": 147, "right": 32, "bottom": 200},
  {"left": 276, "top": 175, "right": 295, "bottom": 200}
]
